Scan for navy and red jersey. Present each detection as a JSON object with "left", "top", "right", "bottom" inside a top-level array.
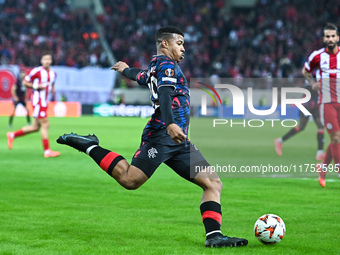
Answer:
[
  {"left": 137, "top": 55, "right": 190, "bottom": 140},
  {"left": 15, "top": 77, "right": 26, "bottom": 101},
  {"left": 303, "top": 84, "right": 319, "bottom": 109}
]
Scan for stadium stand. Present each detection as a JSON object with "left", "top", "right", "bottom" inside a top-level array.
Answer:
[
  {"left": 1, "top": 0, "right": 340, "bottom": 79},
  {"left": 0, "top": 0, "right": 110, "bottom": 68}
]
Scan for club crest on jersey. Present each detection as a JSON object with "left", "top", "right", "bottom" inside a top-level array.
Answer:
[
  {"left": 148, "top": 147, "right": 158, "bottom": 158},
  {"left": 165, "top": 68, "right": 174, "bottom": 77}
]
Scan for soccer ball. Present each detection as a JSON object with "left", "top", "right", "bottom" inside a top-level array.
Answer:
[{"left": 254, "top": 214, "right": 286, "bottom": 244}]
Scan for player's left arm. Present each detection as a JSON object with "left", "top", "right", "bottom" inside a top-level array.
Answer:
[
  {"left": 50, "top": 71, "right": 57, "bottom": 101},
  {"left": 51, "top": 82, "right": 56, "bottom": 101},
  {"left": 111, "top": 61, "right": 148, "bottom": 86},
  {"left": 11, "top": 83, "right": 19, "bottom": 102}
]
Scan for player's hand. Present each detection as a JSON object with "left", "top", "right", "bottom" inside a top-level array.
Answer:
[
  {"left": 111, "top": 61, "right": 129, "bottom": 73},
  {"left": 32, "top": 82, "right": 50, "bottom": 91},
  {"left": 312, "top": 81, "right": 321, "bottom": 91},
  {"left": 167, "top": 123, "right": 187, "bottom": 144}
]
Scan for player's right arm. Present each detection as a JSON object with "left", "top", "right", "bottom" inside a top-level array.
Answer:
[
  {"left": 156, "top": 59, "right": 186, "bottom": 143},
  {"left": 302, "top": 67, "right": 321, "bottom": 91},
  {"left": 23, "top": 68, "right": 45, "bottom": 90},
  {"left": 302, "top": 50, "right": 321, "bottom": 91}
]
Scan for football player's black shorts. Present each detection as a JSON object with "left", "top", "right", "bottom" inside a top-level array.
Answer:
[
  {"left": 299, "top": 105, "right": 319, "bottom": 119},
  {"left": 131, "top": 128, "right": 210, "bottom": 182},
  {"left": 13, "top": 99, "right": 26, "bottom": 107}
]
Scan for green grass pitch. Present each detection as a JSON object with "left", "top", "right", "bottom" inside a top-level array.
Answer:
[{"left": 0, "top": 116, "right": 339, "bottom": 255}]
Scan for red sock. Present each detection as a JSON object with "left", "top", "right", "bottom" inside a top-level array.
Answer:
[
  {"left": 200, "top": 201, "right": 222, "bottom": 238},
  {"left": 331, "top": 143, "right": 340, "bottom": 166},
  {"left": 13, "top": 129, "right": 25, "bottom": 138},
  {"left": 100, "top": 152, "right": 122, "bottom": 173},
  {"left": 89, "top": 147, "right": 125, "bottom": 176},
  {"left": 323, "top": 144, "right": 333, "bottom": 165},
  {"left": 42, "top": 139, "right": 49, "bottom": 151}
]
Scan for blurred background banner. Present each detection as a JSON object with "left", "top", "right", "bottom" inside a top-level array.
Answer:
[
  {"left": 0, "top": 101, "right": 81, "bottom": 117},
  {"left": 53, "top": 66, "right": 116, "bottom": 104},
  {"left": 0, "top": 65, "right": 116, "bottom": 104},
  {"left": 0, "top": 66, "right": 20, "bottom": 99}
]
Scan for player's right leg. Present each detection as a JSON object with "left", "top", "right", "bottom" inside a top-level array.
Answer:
[
  {"left": 274, "top": 115, "right": 308, "bottom": 156},
  {"left": 8, "top": 101, "right": 16, "bottom": 129},
  {"left": 7, "top": 118, "right": 40, "bottom": 149},
  {"left": 193, "top": 170, "right": 248, "bottom": 247},
  {"left": 313, "top": 109, "right": 325, "bottom": 160},
  {"left": 22, "top": 101, "right": 31, "bottom": 125},
  {"left": 38, "top": 117, "right": 60, "bottom": 158},
  {"left": 57, "top": 133, "right": 149, "bottom": 189},
  {"left": 318, "top": 103, "right": 340, "bottom": 186},
  {"left": 165, "top": 143, "right": 248, "bottom": 247}
]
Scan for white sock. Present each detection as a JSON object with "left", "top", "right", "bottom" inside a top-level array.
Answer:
[
  {"left": 86, "top": 145, "right": 98, "bottom": 155},
  {"left": 316, "top": 150, "right": 324, "bottom": 155}
]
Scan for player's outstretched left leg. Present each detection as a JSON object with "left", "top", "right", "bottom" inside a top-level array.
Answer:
[{"left": 57, "top": 133, "right": 99, "bottom": 153}]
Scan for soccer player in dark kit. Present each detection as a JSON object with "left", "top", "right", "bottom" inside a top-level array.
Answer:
[
  {"left": 57, "top": 26, "right": 248, "bottom": 248},
  {"left": 274, "top": 84, "right": 325, "bottom": 160},
  {"left": 8, "top": 70, "right": 31, "bottom": 129}
]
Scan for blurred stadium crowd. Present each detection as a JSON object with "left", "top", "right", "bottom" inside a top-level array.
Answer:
[{"left": 0, "top": 0, "right": 339, "bottom": 79}]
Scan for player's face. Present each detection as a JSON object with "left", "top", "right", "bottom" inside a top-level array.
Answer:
[
  {"left": 323, "top": 29, "right": 339, "bottom": 50},
  {"left": 41, "top": 54, "right": 52, "bottom": 68},
  {"left": 19, "top": 71, "right": 26, "bottom": 80},
  {"left": 168, "top": 34, "right": 185, "bottom": 63}
]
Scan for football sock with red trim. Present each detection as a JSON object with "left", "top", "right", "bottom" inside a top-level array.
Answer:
[
  {"left": 317, "top": 129, "right": 324, "bottom": 150},
  {"left": 282, "top": 126, "right": 299, "bottom": 142},
  {"left": 200, "top": 201, "right": 223, "bottom": 239},
  {"left": 323, "top": 144, "right": 332, "bottom": 165},
  {"left": 88, "top": 146, "right": 125, "bottom": 176},
  {"left": 9, "top": 115, "right": 14, "bottom": 126},
  {"left": 42, "top": 139, "right": 49, "bottom": 151},
  {"left": 13, "top": 129, "right": 25, "bottom": 138},
  {"left": 26, "top": 114, "right": 31, "bottom": 124},
  {"left": 331, "top": 143, "right": 340, "bottom": 168}
]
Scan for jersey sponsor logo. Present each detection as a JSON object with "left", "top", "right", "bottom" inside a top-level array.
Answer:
[
  {"left": 165, "top": 68, "right": 174, "bottom": 77},
  {"left": 162, "top": 77, "right": 177, "bottom": 83},
  {"left": 147, "top": 147, "right": 158, "bottom": 158},
  {"left": 321, "top": 68, "right": 340, "bottom": 74}
]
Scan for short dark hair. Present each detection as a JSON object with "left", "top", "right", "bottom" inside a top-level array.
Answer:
[
  {"left": 41, "top": 52, "right": 52, "bottom": 58},
  {"left": 323, "top": 23, "right": 339, "bottom": 36},
  {"left": 155, "top": 26, "right": 184, "bottom": 44}
]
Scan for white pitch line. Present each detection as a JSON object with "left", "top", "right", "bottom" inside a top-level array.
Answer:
[{"left": 297, "top": 178, "right": 339, "bottom": 182}]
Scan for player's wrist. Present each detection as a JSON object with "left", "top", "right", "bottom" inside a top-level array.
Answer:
[{"left": 166, "top": 121, "right": 176, "bottom": 127}]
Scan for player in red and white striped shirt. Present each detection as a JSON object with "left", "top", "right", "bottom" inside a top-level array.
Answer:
[
  {"left": 7, "top": 53, "right": 60, "bottom": 158},
  {"left": 302, "top": 23, "right": 340, "bottom": 187}
]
